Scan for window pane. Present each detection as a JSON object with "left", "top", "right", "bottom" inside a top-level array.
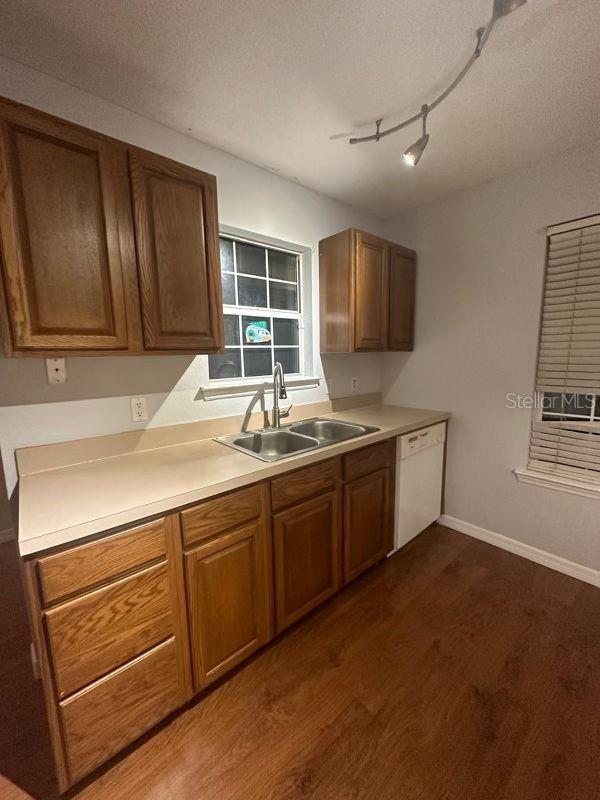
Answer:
[
  {"left": 275, "top": 348, "right": 299, "bottom": 374},
  {"left": 595, "top": 396, "right": 600, "bottom": 421},
  {"left": 238, "top": 276, "right": 267, "bottom": 307},
  {"left": 273, "top": 318, "right": 299, "bottom": 345},
  {"left": 209, "top": 350, "right": 241, "bottom": 380},
  {"left": 237, "top": 242, "right": 266, "bottom": 276},
  {"left": 223, "top": 314, "right": 240, "bottom": 346},
  {"left": 220, "top": 238, "right": 234, "bottom": 272},
  {"left": 563, "top": 394, "right": 592, "bottom": 415},
  {"left": 269, "top": 281, "right": 297, "bottom": 311},
  {"left": 269, "top": 250, "right": 297, "bottom": 282},
  {"left": 243, "top": 348, "right": 271, "bottom": 377},
  {"left": 542, "top": 392, "right": 593, "bottom": 420},
  {"left": 221, "top": 272, "right": 236, "bottom": 305},
  {"left": 242, "top": 315, "right": 272, "bottom": 345}
]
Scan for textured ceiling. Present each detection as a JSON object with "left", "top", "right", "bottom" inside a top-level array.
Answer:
[{"left": 0, "top": 0, "right": 598, "bottom": 217}]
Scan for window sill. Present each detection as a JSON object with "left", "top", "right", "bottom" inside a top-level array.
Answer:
[
  {"left": 514, "top": 468, "right": 600, "bottom": 500},
  {"left": 200, "top": 375, "right": 321, "bottom": 401}
]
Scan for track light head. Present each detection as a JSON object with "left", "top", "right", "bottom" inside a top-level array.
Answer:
[
  {"left": 403, "top": 134, "right": 430, "bottom": 167},
  {"left": 403, "top": 104, "right": 430, "bottom": 167}
]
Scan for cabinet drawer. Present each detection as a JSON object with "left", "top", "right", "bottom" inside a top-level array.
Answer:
[
  {"left": 271, "top": 458, "right": 340, "bottom": 511},
  {"left": 37, "top": 518, "right": 168, "bottom": 606},
  {"left": 343, "top": 440, "right": 392, "bottom": 482},
  {"left": 60, "top": 637, "right": 182, "bottom": 784},
  {"left": 45, "top": 562, "right": 173, "bottom": 698},
  {"left": 181, "top": 484, "right": 263, "bottom": 548}
]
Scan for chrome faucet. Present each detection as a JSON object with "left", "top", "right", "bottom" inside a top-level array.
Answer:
[{"left": 271, "top": 362, "right": 292, "bottom": 428}]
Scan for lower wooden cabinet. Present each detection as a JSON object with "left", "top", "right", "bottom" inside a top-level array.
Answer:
[
  {"left": 273, "top": 489, "right": 341, "bottom": 633},
  {"left": 184, "top": 518, "right": 273, "bottom": 690},
  {"left": 23, "top": 514, "right": 192, "bottom": 793},
  {"left": 60, "top": 637, "right": 182, "bottom": 784},
  {"left": 22, "top": 437, "right": 403, "bottom": 793},
  {"left": 343, "top": 466, "right": 392, "bottom": 584}
]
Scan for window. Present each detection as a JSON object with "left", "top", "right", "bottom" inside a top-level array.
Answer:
[
  {"left": 527, "top": 215, "right": 600, "bottom": 488},
  {"left": 208, "top": 235, "right": 303, "bottom": 381}
]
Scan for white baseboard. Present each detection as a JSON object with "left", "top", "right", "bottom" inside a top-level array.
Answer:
[
  {"left": 438, "top": 514, "right": 600, "bottom": 588},
  {"left": 0, "top": 527, "right": 14, "bottom": 544}
]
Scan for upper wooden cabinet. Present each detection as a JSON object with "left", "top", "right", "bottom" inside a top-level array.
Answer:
[
  {"left": 0, "top": 100, "right": 139, "bottom": 353},
  {"left": 354, "top": 231, "right": 389, "bottom": 350},
  {"left": 129, "top": 149, "right": 223, "bottom": 351},
  {"left": 388, "top": 245, "right": 416, "bottom": 351},
  {"left": 319, "top": 228, "right": 416, "bottom": 353},
  {"left": 0, "top": 97, "right": 223, "bottom": 356}
]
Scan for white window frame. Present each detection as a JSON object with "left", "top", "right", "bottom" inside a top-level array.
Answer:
[
  {"left": 201, "top": 226, "right": 320, "bottom": 400},
  {"left": 515, "top": 214, "right": 600, "bottom": 498}
]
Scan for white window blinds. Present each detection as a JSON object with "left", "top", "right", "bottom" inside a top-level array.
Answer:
[{"left": 529, "top": 215, "right": 600, "bottom": 485}]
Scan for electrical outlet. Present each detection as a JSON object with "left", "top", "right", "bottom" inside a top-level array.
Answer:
[
  {"left": 45, "top": 358, "right": 66, "bottom": 385},
  {"left": 351, "top": 377, "right": 359, "bottom": 392},
  {"left": 130, "top": 397, "right": 148, "bottom": 422}
]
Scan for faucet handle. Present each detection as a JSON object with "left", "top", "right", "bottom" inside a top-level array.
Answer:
[{"left": 280, "top": 402, "right": 293, "bottom": 420}]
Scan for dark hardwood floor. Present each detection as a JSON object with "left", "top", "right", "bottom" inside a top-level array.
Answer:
[{"left": 1, "top": 524, "right": 599, "bottom": 800}]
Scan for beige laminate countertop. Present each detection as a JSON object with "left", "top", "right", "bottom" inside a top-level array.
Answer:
[{"left": 17, "top": 404, "right": 449, "bottom": 556}]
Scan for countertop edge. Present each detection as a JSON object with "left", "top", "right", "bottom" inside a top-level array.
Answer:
[{"left": 18, "top": 408, "right": 450, "bottom": 557}]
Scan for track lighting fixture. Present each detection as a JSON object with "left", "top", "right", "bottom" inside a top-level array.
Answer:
[
  {"left": 344, "top": 0, "right": 527, "bottom": 166},
  {"left": 403, "top": 106, "right": 429, "bottom": 167}
]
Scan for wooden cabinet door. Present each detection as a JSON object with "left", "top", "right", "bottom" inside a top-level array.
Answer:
[
  {"left": 273, "top": 490, "right": 341, "bottom": 633},
  {"left": 343, "top": 468, "right": 389, "bottom": 583},
  {"left": 129, "top": 148, "right": 224, "bottom": 351},
  {"left": 353, "top": 231, "right": 389, "bottom": 351},
  {"left": 185, "top": 520, "right": 272, "bottom": 691},
  {"left": 0, "top": 102, "right": 137, "bottom": 352},
  {"left": 388, "top": 247, "right": 416, "bottom": 350}
]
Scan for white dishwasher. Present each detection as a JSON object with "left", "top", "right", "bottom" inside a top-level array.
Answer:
[{"left": 391, "top": 422, "right": 446, "bottom": 553}]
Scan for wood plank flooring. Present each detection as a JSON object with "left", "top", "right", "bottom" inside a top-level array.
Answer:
[{"left": 1, "top": 524, "right": 599, "bottom": 800}]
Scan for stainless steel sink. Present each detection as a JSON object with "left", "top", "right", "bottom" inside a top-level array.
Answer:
[
  {"left": 290, "top": 418, "right": 379, "bottom": 444},
  {"left": 215, "top": 417, "right": 380, "bottom": 462},
  {"left": 216, "top": 429, "right": 320, "bottom": 462}
]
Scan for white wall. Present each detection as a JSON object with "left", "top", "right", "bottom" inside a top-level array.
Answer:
[
  {"left": 384, "top": 138, "right": 600, "bottom": 572},
  {"left": 0, "top": 57, "right": 385, "bottom": 500}
]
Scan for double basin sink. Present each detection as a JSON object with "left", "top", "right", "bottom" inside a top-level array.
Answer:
[{"left": 215, "top": 417, "right": 380, "bottom": 462}]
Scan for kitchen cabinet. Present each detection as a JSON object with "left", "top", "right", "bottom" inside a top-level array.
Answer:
[
  {"left": 318, "top": 227, "right": 416, "bottom": 353},
  {"left": 388, "top": 245, "right": 416, "bottom": 350},
  {"left": 23, "top": 515, "right": 192, "bottom": 793},
  {"left": 271, "top": 459, "right": 341, "bottom": 632},
  {"left": 0, "top": 98, "right": 140, "bottom": 354},
  {"left": 342, "top": 440, "right": 395, "bottom": 583},
  {"left": 182, "top": 484, "right": 272, "bottom": 691},
  {"left": 129, "top": 148, "right": 223, "bottom": 351},
  {"left": 273, "top": 490, "right": 341, "bottom": 633},
  {"left": 354, "top": 231, "right": 389, "bottom": 350},
  {"left": 19, "top": 435, "right": 406, "bottom": 792},
  {"left": 0, "top": 95, "right": 223, "bottom": 356},
  {"left": 184, "top": 485, "right": 273, "bottom": 690}
]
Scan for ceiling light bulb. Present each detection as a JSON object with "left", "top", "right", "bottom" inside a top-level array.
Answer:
[{"left": 403, "top": 134, "right": 429, "bottom": 167}]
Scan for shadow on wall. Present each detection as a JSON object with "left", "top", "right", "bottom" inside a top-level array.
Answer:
[{"left": 0, "top": 354, "right": 197, "bottom": 407}]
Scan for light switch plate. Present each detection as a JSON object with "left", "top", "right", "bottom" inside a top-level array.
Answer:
[{"left": 45, "top": 358, "right": 66, "bottom": 385}]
